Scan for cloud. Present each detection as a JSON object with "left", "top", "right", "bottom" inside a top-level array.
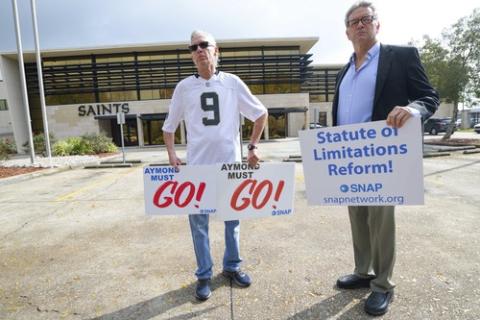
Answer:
[{"left": 0, "top": 0, "right": 478, "bottom": 64}]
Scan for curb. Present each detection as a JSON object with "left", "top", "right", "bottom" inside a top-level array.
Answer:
[
  {"left": 84, "top": 163, "right": 133, "bottom": 169},
  {"left": 0, "top": 153, "right": 120, "bottom": 186},
  {"left": 0, "top": 166, "right": 71, "bottom": 186},
  {"left": 100, "top": 160, "right": 142, "bottom": 164},
  {"left": 430, "top": 146, "right": 475, "bottom": 152},
  {"left": 463, "top": 149, "right": 480, "bottom": 154},
  {"left": 423, "top": 152, "right": 451, "bottom": 158}
]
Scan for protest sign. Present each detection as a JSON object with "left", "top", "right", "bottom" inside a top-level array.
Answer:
[
  {"left": 299, "top": 119, "right": 423, "bottom": 206},
  {"left": 144, "top": 165, "right": 217, "bottom": 215},
  {"left": 216, "top": 162, "right": 295, "bottom": 221},
  {"left": 144, "top": 163, "right": 295, "bottom": 220}
]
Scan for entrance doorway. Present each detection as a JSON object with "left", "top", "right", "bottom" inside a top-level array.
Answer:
[
  {"left": 140, "top": 113, "right": 182, "bottom": 145},
  {"left": 268, "top": 111, "right": 287, "bottom": 139},
  {"left": 111, "top": 117, "right": 138, "bottom": 146}
]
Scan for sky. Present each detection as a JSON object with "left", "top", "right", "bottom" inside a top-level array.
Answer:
[{"left": 0, "top": 0, "right": 478, "bottom": 64}]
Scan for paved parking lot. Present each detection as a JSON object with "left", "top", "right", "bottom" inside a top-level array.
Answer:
[{"left": 0, "top": 137, "right": 479, "bottom": 320}]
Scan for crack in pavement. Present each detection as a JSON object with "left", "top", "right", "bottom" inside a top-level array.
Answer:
[
  {"left": 0, "top": 203, "right": 72, "bottom": 241},
  {"left": 229, "top": 278, "right": 235, "bottom": 320},
  {"left": 18, "top": 295, "right": 82, "bottom": 317}
]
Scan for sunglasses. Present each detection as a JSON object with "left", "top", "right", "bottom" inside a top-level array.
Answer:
[{"left": 188, "top": 41, "right": 214, "bottom": 52}]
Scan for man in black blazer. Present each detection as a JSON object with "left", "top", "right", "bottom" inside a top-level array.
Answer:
[{"left": 332, "top": 1, "right": 439, "bottom": 316}]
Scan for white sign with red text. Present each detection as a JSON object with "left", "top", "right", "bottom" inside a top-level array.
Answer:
[
  {"left": 143, "top": 163, "right": 295, "bottom": 220},
  {"left": 216, "top": 162, "right": 295, "bottom": 221},
  {"left": 144, "top": 165, "right": 217, "bottom": 215}
]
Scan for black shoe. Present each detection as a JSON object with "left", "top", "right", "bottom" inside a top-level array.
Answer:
[
  {"left": 222, "top": 270, "right": 252, "bottom": 287},
  {"left": 336, "top": 274, "right": 375, "bottom": 289},
  {"left": 364, "top": 291, "right": 394, "bottom": 316},
  {"left": 195, "top": 279, "right": 211, "bottom": 301}
]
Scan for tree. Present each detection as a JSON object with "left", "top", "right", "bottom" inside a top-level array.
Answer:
[
  {"left": 419, "top": 8, "right": 480, "bottom": 140},
  {"left": 419, "top": 37, "right": 469, "bottom": 139},
  {"left": 448, "top": 8, "right": 480, "bottom": 97}
]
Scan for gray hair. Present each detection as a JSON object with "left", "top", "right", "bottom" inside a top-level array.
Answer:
[
  {"left": 190, "top": 30, "right": 217, "bottom": 46},
  {"left": 345, "top": 1, "right": 377, "bottom": 26}
]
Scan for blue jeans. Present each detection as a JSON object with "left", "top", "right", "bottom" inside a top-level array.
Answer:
[{"left": 188, "top": 214, "right": 242, "bottom": 280}]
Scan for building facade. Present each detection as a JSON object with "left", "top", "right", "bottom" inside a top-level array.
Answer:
[
  {"left": 0, "top": 38, "right": 469, "bottom": 153},
  {"left": 1, "top": 38, "right": 336, "bottom": 152},
  {"left": 303, "top": 64, "right": 343, "bottom": 127}
]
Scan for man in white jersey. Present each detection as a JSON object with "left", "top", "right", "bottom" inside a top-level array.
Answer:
[{"left": 163, "top": 30, "right": 268, "bottom": 301}]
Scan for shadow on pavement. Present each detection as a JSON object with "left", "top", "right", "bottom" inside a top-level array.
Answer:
[
  {"left": 90, "top": 274, "right": 225, "bottom": 320},
  {"left": 287, "top": 290, "right": 369, "bottom": 320}
]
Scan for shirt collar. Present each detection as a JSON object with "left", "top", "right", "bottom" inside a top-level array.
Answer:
[
  {"left": 194, "top": 70, "right": 220, "bottom": 79},
  {"left": 349, "top": 42, "right": 381, "bottom": 64}
]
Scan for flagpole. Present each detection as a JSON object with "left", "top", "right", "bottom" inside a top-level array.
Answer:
[
  {"left": 30, "top": 0, "right": 52, "bottom": 167},
  {"left": 11, "top": 0, "right": 35, "bottom": 164}
]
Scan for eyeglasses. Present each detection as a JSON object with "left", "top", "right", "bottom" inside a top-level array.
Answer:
[
  {"left": 347, "top": 15, "right": 376, "bottom": 27},
  {"left": 188, "top": 41, "right": 214, "bottom": 52}
]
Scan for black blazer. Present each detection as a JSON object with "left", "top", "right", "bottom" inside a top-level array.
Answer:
[{"left": 332, "top": 44, "right": 439, "bottom": 126}]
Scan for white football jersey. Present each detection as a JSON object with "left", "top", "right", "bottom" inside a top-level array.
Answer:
[{"left": 163, "top": 71, "right": 267, "bottom": 165}]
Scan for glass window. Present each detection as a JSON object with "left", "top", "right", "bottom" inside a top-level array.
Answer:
[
  {"left": 268, "top": 113, "right": 287, "bottom": 139},
  {"left": 242, "top": 118, "right": 253, "bottom": 140},
  {"left": 241, "top": 118, "right": 265, "bottom": 141},
  {"left": 123, "top": 119, "right": 138, "bottom": 146},
  {"left": 318, "top": 112, "right": 327, "bottom": 126},
  {"left": 99, "top": 91, "right": 112, "bottom": 102},
  {"left": 143, "top": 119, "right": 181, "bottom": 145},
  {"left": 178, "top": 53, "right": 192, "bottom": 59},
  {"left": 32, "top": 46, "right": 314, "bottom": 106},
  {"left": 310, "top": 95, "right": 326, "bottom": 103},
  {"left": 140, "top": 89, "right": 162, "bottom": 100},
  {"left": 143, "top": 120, "right": 164, "bottom": 145},
  {"left": 247, "top": 50, "right": 262, "bottom": 57},
  {"left": 140, "top": 89, "right": 153, "bottom": 100},
  {"left": 96, "top": 55, "right": 134, "bottom": 63},
  {"left": 264, "top": 83, "right": 300, "bottom": 94},
  {"left": 248, "top": 84, "right": 264, "bottom": 95},
  {"left": 137, "top": 55, "right": 151, "bottom": 61},
  {"left": 108, "top": 90, "right": 138, "bottom": 102},
  {"left": 0, "top": 100, "right": 8, "bottom": 111},
  {"left": 45, "top": 93, "right": 96, "bottom": 105},
  {"left": 220, "top": 51, "right": 236, "bottom": 57},
  {"left": 163, "top": 88, "right": 174, "bottom": 99}
]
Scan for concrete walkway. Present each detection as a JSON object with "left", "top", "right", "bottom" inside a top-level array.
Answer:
[{"left": 0, "top": 137, "right": 479, "bottom": 319}]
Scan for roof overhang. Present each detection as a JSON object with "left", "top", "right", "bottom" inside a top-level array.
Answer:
[{"left": 1, "top": 37, "right": 318, "bottom": 62}]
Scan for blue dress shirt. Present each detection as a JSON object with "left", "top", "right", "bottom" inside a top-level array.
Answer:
[{"left": 337, "top": 42, "right": 380, "bottom": 126}]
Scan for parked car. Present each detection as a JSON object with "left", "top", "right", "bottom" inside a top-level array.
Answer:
[
  {"left": 474, "top": 123, "right": 480, "bottom": 134},
  {"left": 455, "top": 118, "right": 462, "bottom": 128},
  {"left": 423, "top": 118, "right": 454, "bottom": 135},
  {"left": 309, "top": 122, "right": 324, "bottom": 129}
]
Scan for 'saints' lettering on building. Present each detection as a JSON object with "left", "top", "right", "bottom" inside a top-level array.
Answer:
[{"left": 78, "top": 103, "right": 130, "bottom": 117}]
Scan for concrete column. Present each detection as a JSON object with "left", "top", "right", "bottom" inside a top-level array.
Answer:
[
  {"left": 180, "top": 121, "right": 186, "bottom": 144},
  {"left": 304, "top": 108, "right": 309, "bottom": 130},
  {"left": 136, "top": 116, "right": 144, "bottom": 147},
  {"left": 264, "top": 116, "right": 269, "bottom": 140},
  {"left": 460, "top": 109, "right": 470, "bottom": 129}
]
